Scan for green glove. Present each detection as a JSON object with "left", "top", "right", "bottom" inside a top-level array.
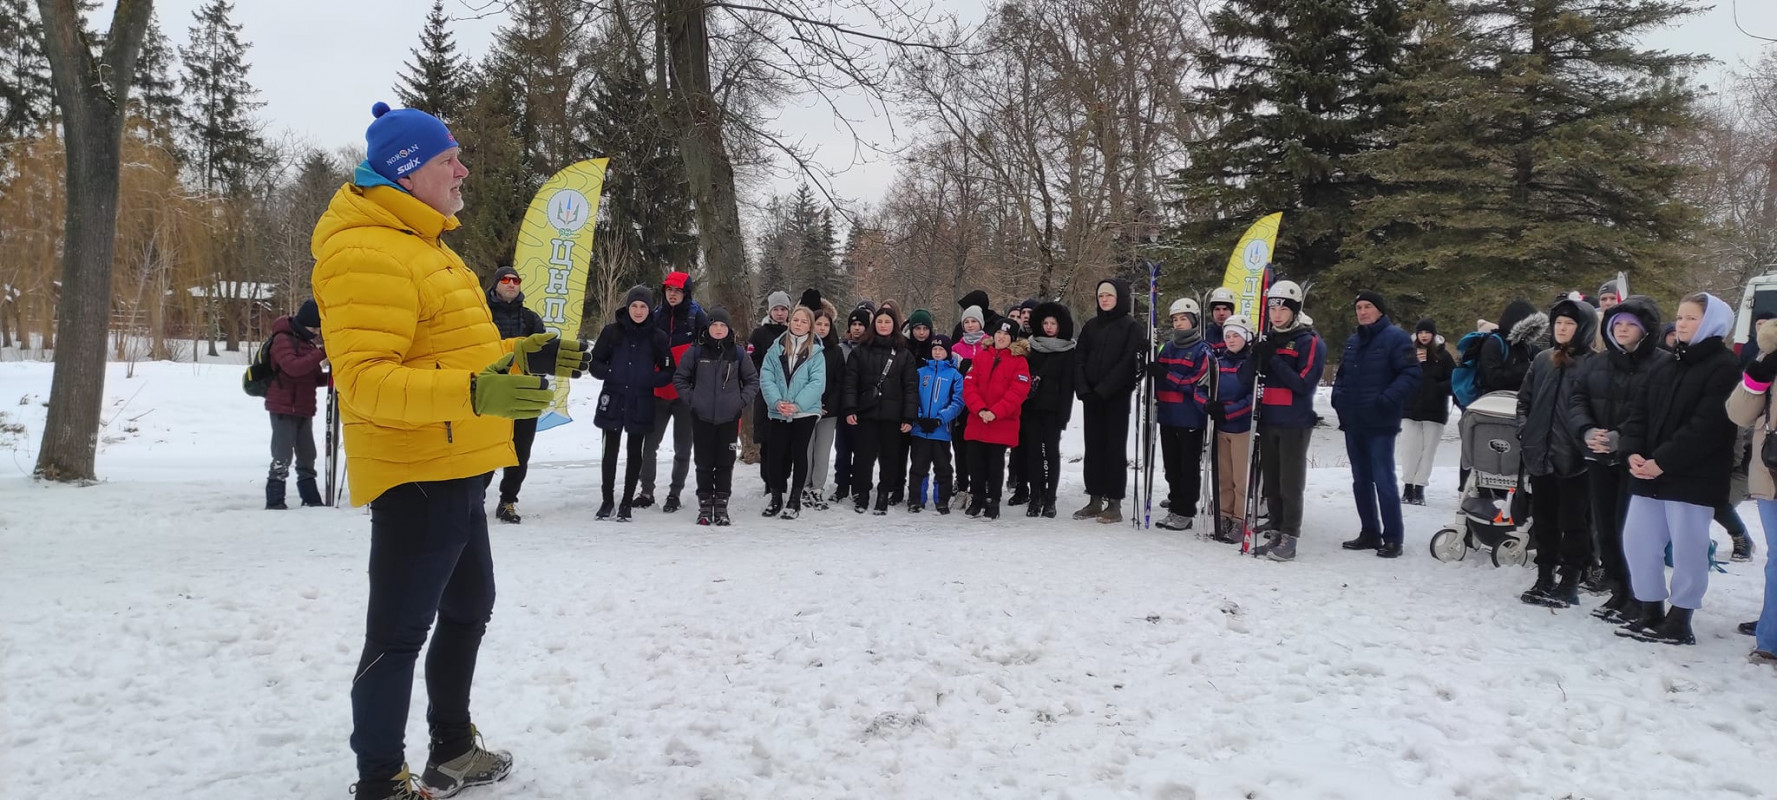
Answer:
[
  {"left": 555, "top": 336, "right": 592, "bottom": 379},
  {"left": 511, "top": 332, "right": 558, "bottom": 374},
  {"left": 472, "top": 353, "right": 554, "bottom": 419}
]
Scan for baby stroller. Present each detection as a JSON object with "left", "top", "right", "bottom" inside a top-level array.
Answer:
[{"left": 1428, "top": 391, "right": 1535, "bottom": 567}]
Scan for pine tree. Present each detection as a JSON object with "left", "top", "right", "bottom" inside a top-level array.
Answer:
[
  {"left": 178, "top": 0, "right": 266, "bottom": 195},
  {"left": 130, "top": 12, "right": 181, "bottom": 149},
  {"left": 394, "top": 0, "right": 468, "bottom": 124},
  {"left": 450, "top": 56, "right": 534, "bottom": 273},
  {"left": 0, "top": 0, "right": 52, "bottom": 144},
  {"left": 1345, "top": 0, "right": 1704, "bottom": 324},
  {"left": 1171, "top": 0, "right": 1414, "bottom": 289}
]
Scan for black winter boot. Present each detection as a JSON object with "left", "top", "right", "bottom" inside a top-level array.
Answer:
[
  {"left": 662, "top": 493, "right": 682, "bottom": 514},
  {"left": 1592, "top": 584, "right": 1631, "bottom": 622},
  {"left": 265, "top": 479, "right": 288, "bottom": 510},
  {"left": 713, "top": 493, "right": 733, "bottom": 527},
  {"left": 1632, "top": 606, "right": 1696, "bottom": 645},
  {"left": 297, "top": 479, "right": 323, "bottom": 507},
  {"left": 696, "top": 493, "right": 714, "bottom": 526},
  {"left": 1545, "top": 568, "right": 1583, "bottom": 607},
  {"left": 596, "top": 497, "right": 615, "bottom": 520},
  {"left": 1520, "top": 566, "right": 1557, "bottom": 605},
  {"left": 1616, "top": 601, "right": 1666, "bottom": 638},
  {"left": 763, "top": 493, "right": 784, "bottom": 517}
]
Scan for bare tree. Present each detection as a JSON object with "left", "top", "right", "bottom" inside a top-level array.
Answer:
[{"left": 33, "top": 0, "right": 154, "bottom": 482}]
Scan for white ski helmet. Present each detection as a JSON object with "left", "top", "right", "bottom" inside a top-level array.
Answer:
[
  {"left": 1222, "top": 314, "right": 1254, "bottom": 342},
  {"left": 1168, "top": 297, "right": 1200, "bottom": 320},
  {"left": 1206, "top": 287, "right": 1238, "bottom": 308},
  {"left": 1267, "top": 280, "right": 1304, "bottom": 304}
]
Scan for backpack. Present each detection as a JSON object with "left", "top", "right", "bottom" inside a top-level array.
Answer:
[
  {"left": 242, "top": 331, "right": 288, "bottom": 398},
  {"left": 1451, "top": 331, "right": 1504, "bottom": 409}
]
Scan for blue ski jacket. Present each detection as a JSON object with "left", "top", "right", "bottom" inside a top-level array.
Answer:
[
  {"left": 913, "top": 358, "right": 966, "bottom": 441},
  {"left": 1155, "top": 334, "right": 1212, "bottom": 430},
  {"left": 1214, "top": 348, "right": 1254, "bottom": 435}
]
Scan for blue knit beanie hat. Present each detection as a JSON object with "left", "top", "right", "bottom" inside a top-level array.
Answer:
[{"left": 365, "top": 102, "right": 457, "bottom": 184}]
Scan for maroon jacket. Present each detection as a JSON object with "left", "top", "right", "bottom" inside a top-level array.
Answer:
[{"left": 263, "top": 315, "right": 327, "bottom": 417}]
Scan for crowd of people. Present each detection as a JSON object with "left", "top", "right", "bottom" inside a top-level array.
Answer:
[{"left": 251, "top": 103, "right": 1775, "bottom": 799}]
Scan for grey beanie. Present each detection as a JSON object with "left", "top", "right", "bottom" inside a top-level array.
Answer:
[
  {"left": 961, "top": 305, "right": 985, "bottom": 326},
  {"left": 625, "top": 284, "right": 654, "bottom": 307},
  {"left": 767, "top": 290, "right": 792, "bottom": 312}
]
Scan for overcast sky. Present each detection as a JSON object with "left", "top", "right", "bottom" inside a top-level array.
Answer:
[{"left": 122, "top": 0, "right": 1777, "bottom": 208}]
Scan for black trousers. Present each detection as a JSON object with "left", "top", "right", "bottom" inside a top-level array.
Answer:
[
  {"left": 601, "top": 427, "right": 647, "bottom": 503},
  {"left": 692, "top": 418, "right": 738, "bottom": 497},
  {"left": 1530, "top": 472, "right": 1593, "bottom": 569},
  {"left": 952, "top": 417, "right": 971, "bottom": 493},
  {"left": 752, "top": 395, "right": 770, "bottom": 484},
  {"left": 766, "top": 416, "right": 818, "bottom": 501},
  {"left": 908, "top": 437, "right": 955, "bottom": 507},
  {"left": 1258, "top": 425, "right": 1312, "bottom": 534},
  {"left": 1082, "top": 395, "right": 1132, "bottom": 500},
  {"left": 850, "top": 419, "right": 905, "bottom": 502},
  {"left": 1021, "top": 411, "right": 1065, "bottom": 505},
  {"left": 968, "top": 441, "right": 1009, "bottom": 504},
  {"left": 1159, "top": 425, "right": 1205, "bottom": 516},
  {"left": 1008, "top": 443, "right": 1026, "bottom": 492},
  {"left": 1587, "top": 462, "right": 1632, "bottom": 591},
  {"left": 351, "top": 476, "right": 494, "bottom": 782},
  {"left": 481, "top": 417, "right": 537, "bottom": 504}
]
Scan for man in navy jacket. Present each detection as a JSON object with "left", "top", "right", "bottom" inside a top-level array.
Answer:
[{"left": 1330, "top": 291, "right": 1422, "bottom": 559}]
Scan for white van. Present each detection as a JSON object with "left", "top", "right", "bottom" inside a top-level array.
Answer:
[{"left": 1734, "top": 271, "right": 1777, "bottom": 354}]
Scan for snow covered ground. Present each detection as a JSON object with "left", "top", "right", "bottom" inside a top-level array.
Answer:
[{"left": 0, "top": 361, "right": 1772, "bottom": 799}]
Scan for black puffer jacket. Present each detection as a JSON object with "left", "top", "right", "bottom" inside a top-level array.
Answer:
[
  {"left": 1621, "top": 296, "right": 1741, "bottom": 507},
  {"left": 1024, "top": 301, "right": 1078, "bottom": 422},
  {"left": 1565, "top": 295, "right": 1666, "bottom": 467},
  {"left": 672, "top": 335, "right": 759, "bottom": 425},
  {"left": 589, "top": 309, "right": 674, "bottom": 432},
  {"left": 817, "top": 330, "right": 845, "bottom": 418},
  {"left": 1073, "top": 278, "right": 1145, "bottom": 404},
  {"left": 1516, "top": 299, "right": 1598, "bottom": 478},
  {"left": 843, "top": 339, "right": 919, "bottom": 422},
  {"left": 1404, "top": 333, "right": 1455, "bottom": 424}
]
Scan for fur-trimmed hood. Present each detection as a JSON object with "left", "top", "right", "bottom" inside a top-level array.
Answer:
[{"left": 1508, "top": 310, "right": 1550, "bottom": 349}]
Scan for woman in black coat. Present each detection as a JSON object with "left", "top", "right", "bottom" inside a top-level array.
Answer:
[
  {"left": 1616, "top": 293, "right": 1741, "bottom": 646},
  {"left": 1071, "top": 279, "right": 1145, "bottom": 523},
  {"left": 589, "top": 285, "right": 675, "bottom": 521},
  {"left": 1397, "top": 318, "right": 1454, "bottom": 505},
  {"left": 1021, "top": 301, "right": 1077, "bottom": 519},
  {"left": 1514, "top": 298, "right": 1597, "bottom": 607},
  {"left": 843, "top": 306, "right": 920, "bottom": 514},
  {"left": 1565, "top": 295, "right": 1666, "bottom": 622}
]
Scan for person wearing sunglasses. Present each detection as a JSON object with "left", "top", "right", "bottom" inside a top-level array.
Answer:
[{"left": 483, "top": 267, "right": 547, "bottom": 524}]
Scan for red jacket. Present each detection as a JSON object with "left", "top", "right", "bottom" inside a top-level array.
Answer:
[
  {"left": 264, "top": 315, "right": 328, "bottom": 417},
  {"left": 963, "top": 341, "right": 1031, "bottom": 446}
]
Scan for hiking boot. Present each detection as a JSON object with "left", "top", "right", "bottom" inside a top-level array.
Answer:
[
  {"left": 1156, "top": 512, "right": 1193, "bottom": 531},
  {"left": 830, "top": 486, "right": 850, "bottom": 503},
  {"left": 1520, "top": 566, "right": 1556, "bottom": 605},
  {"left": 1376, "top": 542, "right": 1403, "bottom": 559},
  {"left": 662, "top": 493, "right": 682, "bottom": 514},
  {"left": 1750, "top": 649, "right": 1777, "bottom": 666},
  {"left": 1095, "top": 501, "right": 1123, "bottom": 525},
  {"left": 953, "top": 490, "right": 972, "bottom": 511},
  {"left": 1631, "top": 606, "right": 1696, "bottom": 645},
  {"left": 632, "top": 492, "right": 655, "bottom": 509},
  {"left": 935, "top": 503, "right": 951, "bottom": 515},
  {"left": 965, "top": 498, "right": 984, "bottom": 518},
  {"left": 595, "top": 498, "right": 614, "bottom": 520},
  {"left": 495, "top": 502, "right": 522, "bottom": 525},
  {"left": 886, "top": 490, "right": 904, "bottom": 506},
  {"left": 1342, "top": 533, "right": 1383, "bottom": 551},
  {"left": 907, "top": 501, "right": 924, "bottom": 514},
  {"left": 1072, "top": 496, "right": 1104, "bottom": 520},
  {"left": 1025, "top": 502, "right": 1042, "bottom": 518},
  {"left": 807, "top": 489, "right": 829, "bottom": 511},
  {"left": 984, "top": 501, "right": 1001, "bottom": 520},
  {"left": 418, "top": 729, "right": 514, "bottom": 798},
  {"left": 854, "top": 491, "right": 870, "bottom": 514},
  {"left": 1212, "top": 518, "right": 1240, "bottom": 544},
  {"left": 615, "top": 501, "right": 633, "bottom": 522},
  {"left": 1592, "top": 584, "right": 1631, "bottom": 621},
  {"left": 779, "top": 502, "right": 800, "bottom": 520},
  {"left": 763, "top": 493, "right": 784, "bottom": 517},
  {"left": 1040, "top": 499, "right": 1057, "bottom": 518},
  {"left": 297, "top": 478, "right": 323, "bottom": 507},
  {"left": 1730, "top": 531, "right": 1756, "bottom": 563},
  {"left": 1264, "top": 533, "right": 1298, "bottom": 562},
  {"left": 351, "top": 766, "right": 427, "bottom": 800}
]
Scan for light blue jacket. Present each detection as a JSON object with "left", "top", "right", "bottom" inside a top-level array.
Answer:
[{"left": 760, "top": 338, "right": 828, "bottom": 421}]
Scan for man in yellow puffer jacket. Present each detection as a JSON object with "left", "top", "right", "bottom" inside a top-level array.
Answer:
[{"left": 313, "top": 102, "right": 565, "bottom": 800}]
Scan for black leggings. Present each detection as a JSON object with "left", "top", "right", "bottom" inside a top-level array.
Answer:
[
  {"left": 1022, "top": 411, "right": 1064, "bottom": 504},
  {"left": 692, "top": 418, "right": 738, "bottom": 497},
  {"left": 968, "top": 441, "right": 1009, "bottom": 504},
  {"left": 766, "top": 417, "right": 818, "bottom": 500},
  {"left": 601, "top": 428, "right": 647, "bottom": 503},
  {"left": 850, "top": 419, "right": 906, "bottom": 503}
]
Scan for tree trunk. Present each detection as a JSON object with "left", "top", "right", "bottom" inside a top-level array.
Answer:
[
  {"left": 664, "top": 0, "right": 755, "bottom": 457},
  {"left": 34, "top": 0, "right": 153, "bottom": 481}
]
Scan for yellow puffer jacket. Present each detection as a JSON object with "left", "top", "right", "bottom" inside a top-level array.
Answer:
[{"left": 311, "top": 176, "right": 514, "bottom": 505}]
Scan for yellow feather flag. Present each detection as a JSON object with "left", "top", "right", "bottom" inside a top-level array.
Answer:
[
  {"left": 1219, "top": 212, "right": 1282, "bottom": 320},
  {"left": 514, "top": 158, "right": 609, "bottom": 431}
]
